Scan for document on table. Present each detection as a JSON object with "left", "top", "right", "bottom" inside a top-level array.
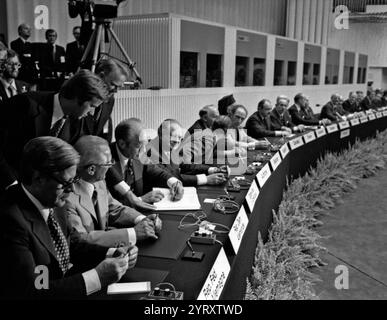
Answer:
[{"left": 153, "top": 187, "right": 201, "bottom": 211}]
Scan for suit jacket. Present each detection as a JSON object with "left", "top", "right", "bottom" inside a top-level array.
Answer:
[
  {"left": 81, "top": 96, "right": 114, "bottom": 143},
  {"left": 187, "top": 119, "right": 207, "bottom": 136},
  {"left": 146, "top": 137, "right": 211, "bottom": 186},
  {"left": 320, "top": 101, "right": 349, "bottom": 122},
  {"left": 0, "top": 79, "right": 32, "bottom": 103},
  {"left": 106, "top": 142, "right": 173, "bottom": 202},
  {"left": 342, "top": 99, "right": 361, "bottom": 113},
  {"left": 62, "top": 180, "right": 140, "bottom": 248},
  {"left": 38, "top": 43, "right": 66, "bottom": 78},
  {"left": 288, "top": 104, "right": 319, "bottom": 126},
  {"left": 0, "top": 92, "right": 82, "bottom": 190},
  {"left": 180, "top": 128, "right": 216, "bottom": 165},
  {"left": 270, "top": 108, "right": 295, "bottom": 131},
  {"left": 245, "top": 111, "right": 276, "bottom": 139},
  {"left": 65, "top": 41, "right": 84, "bottom": 74},
  {"left": 0, "top": 185, "right": 108, "bottom": 299},
  {"left": 360, "top": 96, "right": 372, "bottom": 111},
  {"left": 10, "top": 38, "right": 37, "bottom": 84}
]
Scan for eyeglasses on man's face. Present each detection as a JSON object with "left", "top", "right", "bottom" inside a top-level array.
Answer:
[
  {"left": 47, "top": 173, "right": 81, "bottom": 192},
  {"left": 6, "top": 62, "right": 22, "bottom": 69},
  {"left": 86, "top": 159, "right": 116, "bottom": 168}
]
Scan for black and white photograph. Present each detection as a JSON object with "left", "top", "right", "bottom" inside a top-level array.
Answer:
[{"left": 0, "top": 0, "right": 386, "bottom": 308}]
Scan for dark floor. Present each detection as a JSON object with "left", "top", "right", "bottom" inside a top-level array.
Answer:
[{"left": 311, "top": 169, "right": 387, "bottom": 300}]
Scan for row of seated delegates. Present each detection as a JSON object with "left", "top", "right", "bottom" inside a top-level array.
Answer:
[
  {"left": 360, "top": 89, "right": 387, "bottom": 110},
  {"left": 104, "top": 118, "right": 185, "bottom": 211},
  {"left": 320, "top": 94, "right": 350, "bottom": 122},
  {"left": 0, "top": 49, "right": 34, "bottom": 103},
  {"left": 146, "top": 119, "right": 228, "bottom": 186},
  {"left": 60, "top": 135, "right": 162, "bottom": 248},
  {"left": 342, "top": 91, "right": 365, "bottom": 114},
  {"left": 0, "top": 70, "right": 109, "bottom": 192},
  {"left": 288, "top": 93, "right": 331, "bottom": 126},
  {"left": 0, "top": 136, "right": 138, "bottom": 299}
]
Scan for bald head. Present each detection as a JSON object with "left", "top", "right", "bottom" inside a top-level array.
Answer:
[
  {"left": 74, "top": 135, "right": 110, "bottom": 167},
  {"left": 115, "top": 118, "right": 147, "bottom": 159},
  {"left": 18, "top": 23, "right": 31, "bottom": 40}
]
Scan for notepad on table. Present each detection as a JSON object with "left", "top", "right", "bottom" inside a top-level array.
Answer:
[
  {"left": 153, "top": 187, "right": 201, "bottom": 211},
  {"left": 107, "top": 281, "right": 151, "bottom": 295}
]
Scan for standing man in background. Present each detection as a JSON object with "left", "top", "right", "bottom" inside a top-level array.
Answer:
[{"left": 66, "top": 26, "right": 84, "bottom": 76}]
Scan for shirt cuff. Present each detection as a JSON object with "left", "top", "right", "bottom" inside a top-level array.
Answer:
[
  {"left": 114, "top": 181, "right": 130, "bottom": 196},
  {"left": 134, "top": 214, "right": 146, "bottom": 225},
  {"left": 208, "top": 167, "right": 217, "bottom": 174},
  {"left": 196, "top": 174, "right": 208, "bottom": 185},
  {"left": 6, "top": 180, "right": 18, "bottom": 190},
  {"left": 106, "top": 248, "right": 117, "bottom": 258},
  {"left": 167, "top": 177, "right": 179, "bottom": 188},
  {"left": 127, "top": 228, "right": 137, "bottom": 246},
  {"left": 82, "top": 269, "right": 101, "bottom": 295}
]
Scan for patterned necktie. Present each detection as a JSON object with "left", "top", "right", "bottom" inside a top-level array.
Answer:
[
  {"left": 47, "top": 210, "right": 70, "bottom": 275},
  {"left": 50, "top": 116, "right": 68, "bottom": 138},
  {"left": 92, "top": 187, "right": 104, "bottom": 230},
  {"left": 124, "top": 159, "right": 134, "bottom": 188}
]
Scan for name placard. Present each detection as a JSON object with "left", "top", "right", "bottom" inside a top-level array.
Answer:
[
  {"left": 198, "top": 248, "right": 230, "bottom": 300},
  {"left": 376, "top": 112, "right": 383, "bottom": 118},
  {"left": 280, "top": 143, "right": 290, "bottom": 159},
  {"left": 350, "top": 119, "right": 360, "bottom": 126},
  {"left": 256, "top": 163, "right": 272, "bottom": 188},
  {"left": 368, "top": 114, "right": 376, "bottom": 121},
  {"left": 270, "top": 152, "right": 282, "bottom": 171},
  {"left": 303, "top": 132, "right": 316, "bottom": 144},
  {"left": 339, "top": 121, "right": 350, "bottom": 130},
  {"left": 326, "top": 124, "right": 339, "bottom": 133},
  {"left": 360, "top": 117, "right": 369, "bottom": 123},
  {"left": 340, "top": 129, "right": 350, "bottom": 139},
  {"left": 246, "top": 180, "right": 260, "bottom": 212},
  {"left": 315, "top": 127, "right": 327, "bottom": 138},
  {"left": 288, "top": 137, "right": 304, "bottom": 150},
  {"left": 229, "top": 206, "right": 249, "bottom": 254}
]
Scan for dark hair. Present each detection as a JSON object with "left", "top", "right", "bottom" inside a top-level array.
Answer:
[
  {"left": 212, "top": 116, "right": 232, "bottom": 131},
  {"left": 2, "top": 49, "right": 18, "bottom": 64},
  {"left": 60, "top": 69, "right": 109, "bottom": 105},
  {"left": 45, "top": 29, "right": 57, "bottom": 39},
  {"left": 257, "top": 99, "right": 271, "bottom": 110},
  {"left": 73, "top": 26, "right": 81, "bottom": 32},
  {"left": 229, "top": 104, "right": 248, "bottom": 117},
  {"left": 74, "top": 135, "right": 109, "bottom": 167},
  {"left": 115, "top": 118, "right": 142, "bottom": 142},
  {"left": 294, "top": 93, "right": 304, "bottom": 104},
  {"left": 95, "top": 58, "right": 129, "bottom": 80},
  {"left": 20, "top": 137, "right": 80, "bottom": 185}
]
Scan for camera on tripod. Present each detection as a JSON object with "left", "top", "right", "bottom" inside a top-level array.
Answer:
[{"left": 68, "top": 0, "right": 126, "bottom": 20}]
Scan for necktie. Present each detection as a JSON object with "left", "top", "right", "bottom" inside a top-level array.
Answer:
[
  {"left": 47, "top": 210, "right": 70, "bottom": 275},
  {"left": 52, "top": 45, "right": 56, "bottom": 63},
  {"left": 50, "top": 116, "right": 68, "bottom": 138},
  {"left": 7, "top": 86, "right": 16, "bottom": 98},
  {"left": 92, "top": 187, "right": 105, "bottom": 230},
  {"left": 124, "top": 159, "right": 134, "bottom": 188}
]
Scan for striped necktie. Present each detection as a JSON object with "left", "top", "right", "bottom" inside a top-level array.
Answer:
[{"left": 50, "top": 116, "right": 68, "bottom": 138}]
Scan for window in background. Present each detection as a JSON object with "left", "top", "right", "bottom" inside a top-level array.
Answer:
[
  {"left": 287, "top": 61, "right": 297, "bottom": 85},
  {"left": 304, "top": 44, "right": 321, "bottom": 85},
  {"left": 343, "top": 51, "right": 355, "bottom": 84},
  {"left": 206, "top": 54, "right": 222, "bottom": 87},
  {"left": 253, "top": 58, "right": 265, "bottom": 86},
  {"left": 325, "top": 48, "right": 340, "bottom": 84},
  {"left": 235, "top": 56, "right": 249, "bottom": 86},
  {"left": 357, "top": 54, "right": 368, "bottom": 84},
  {"left": 274, "top": 60, "right": 285, "bottom": 86},
  {"left": 180, "top": 51, "right": 199, "bottom": 88},
  {"left": 274, "top": 38, "right": 297, "bottom": 86}
]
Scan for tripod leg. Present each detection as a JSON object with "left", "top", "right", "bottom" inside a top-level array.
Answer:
[
  {"left": 79, "top": 26, "right": 98, "bottom": 71},
  {"left": 90, "top": 24, "right": 103, "bottom": 73},
  {"left": 107, "top": 26, "right": 142, "bottom": 84}
]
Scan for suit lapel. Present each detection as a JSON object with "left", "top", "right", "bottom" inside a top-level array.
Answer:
[
  {"left": 75, "top": 183, "right": 98, "bottom": 221},
  {"left": 95, "top": 182, "right": 108, "bottom": 230},
  {"left": 34, "top": 95, "right": 54, "bottom": 137}
]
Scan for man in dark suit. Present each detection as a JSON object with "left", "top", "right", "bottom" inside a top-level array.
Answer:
[
  {"left": 10, "top": 23, "right": 37, "bottom": 84},
  {"left": 288, "top": 93, "right": 331, "bottom": 126},
  {"left": 320, "top": 94, "right": 349, "bottom": 122},
  {"left": 187, "top": 105, "right": 219, "bottom": 136},
  {"left": 65, "top": 26, "right": 84, "bottom": 75},
  {"left": 342, "top": 92, "right": 362, "bottom": 113},
  {"left": 0, "top": 49, "right": 32, "bottom": 103},
  {"left": 360, "top": 90, "right": 376, "bottom": 111},
  {"left": 0, "top": 137, "right": 137, "bottom": 299},
  {"left": 0, "top": 69, "right": 108, "bottom": 192},
  {"left": 106, "top": 118, "right": 184, "bottom": 209},
  {"left": 38, "top": 29, "right": 66, "bottom": 90},
  {"left": 81, "top": 59, "right": 128, "bottom": 143},
  {"left": 270, "top": 96, "right": 305, "bottom": 133},
  {"left": 147, "top": 119, "right": 226, "bottom": 187},
  {"left": 246, "top": 99, "right": 291, "bottom": 139}
]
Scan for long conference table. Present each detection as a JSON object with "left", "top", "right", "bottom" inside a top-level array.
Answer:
[{"left": 97, "top": 110, "right": 387, "bottom": 301}]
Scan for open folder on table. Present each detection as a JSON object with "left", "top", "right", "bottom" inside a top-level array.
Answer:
[{"left": 153, "top": 187, "right": 201, "bottom": 211}]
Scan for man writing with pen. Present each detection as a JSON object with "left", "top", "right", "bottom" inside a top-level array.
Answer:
[{"left": 60, "top": 135, "right": 163, "bottom": 248}]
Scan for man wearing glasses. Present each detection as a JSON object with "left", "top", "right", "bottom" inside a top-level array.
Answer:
[
  {"left": 0, "top": 69, "right": 108, "bottom": 193},
  {"left": 61, "top": 135, "right": 161, "bottom": 248},
  {"left": 0, "top": 137, "right": 138, "bottom": 299},
  {"left": 0, "top": 49, "right": 32, "bottom": 103}
]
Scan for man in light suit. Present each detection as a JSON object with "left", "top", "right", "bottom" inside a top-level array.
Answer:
[
  {"left": 0, "top": 137, "right": 137, "bottom": 299},
  {"left": 63, "top": 135, "right": 161, "bottom": 248},
  {"left": 0, "top": 69, "right": 108, "bottom": 192}
]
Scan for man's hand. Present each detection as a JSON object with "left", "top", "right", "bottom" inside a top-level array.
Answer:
[
  {"left": 295, "top": 125, "right": 305, "bottom": 133},
  {"left": 134, "top": 219, "right": 158, "bottom": 240},
  {"left": 141, "top": 190, "right": 165, "bottom": 204},
  {"left": 281, "top": 126, "right": 292, "bottom": 133},
  {"left": 276, "top": 131, "right": 291, "bottom": 137},
  {"left": 125, "top": 191, "right": 156, "bottom": 211},
  {"left": 95, "top": 257, "right": 129, "bottom": 288},
  {"left": 320, "top": 119, "right": 331, "bottom": 125},
  {"left": 112, "top": 246, "right": 138, "bottom": 269},
  {"left": 170, "top": 180, "right": 184, "bottom": 201},
  {"left": 255, "top": 140, "right": 271, "bottom": 149},
  {"left": 146, "top": 214, "right": 163, "bottom": 233},
  {"left": 206, "top": 173, "right": 227, "bottom": 185}
]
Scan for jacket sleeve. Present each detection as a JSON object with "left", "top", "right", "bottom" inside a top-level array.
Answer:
[
  {"left": 320, "top": 105, "right": 337, "bottom": 122},
  {"left": 289, "top": 105, "right": 319, "bottom": 126},
  {"left": 246, "top": 116, "right": 276, "bottom": 139}
]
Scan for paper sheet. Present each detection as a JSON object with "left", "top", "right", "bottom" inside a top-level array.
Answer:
[{"left": 153, "top": 187, "right": 201, "bottom": 211}]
